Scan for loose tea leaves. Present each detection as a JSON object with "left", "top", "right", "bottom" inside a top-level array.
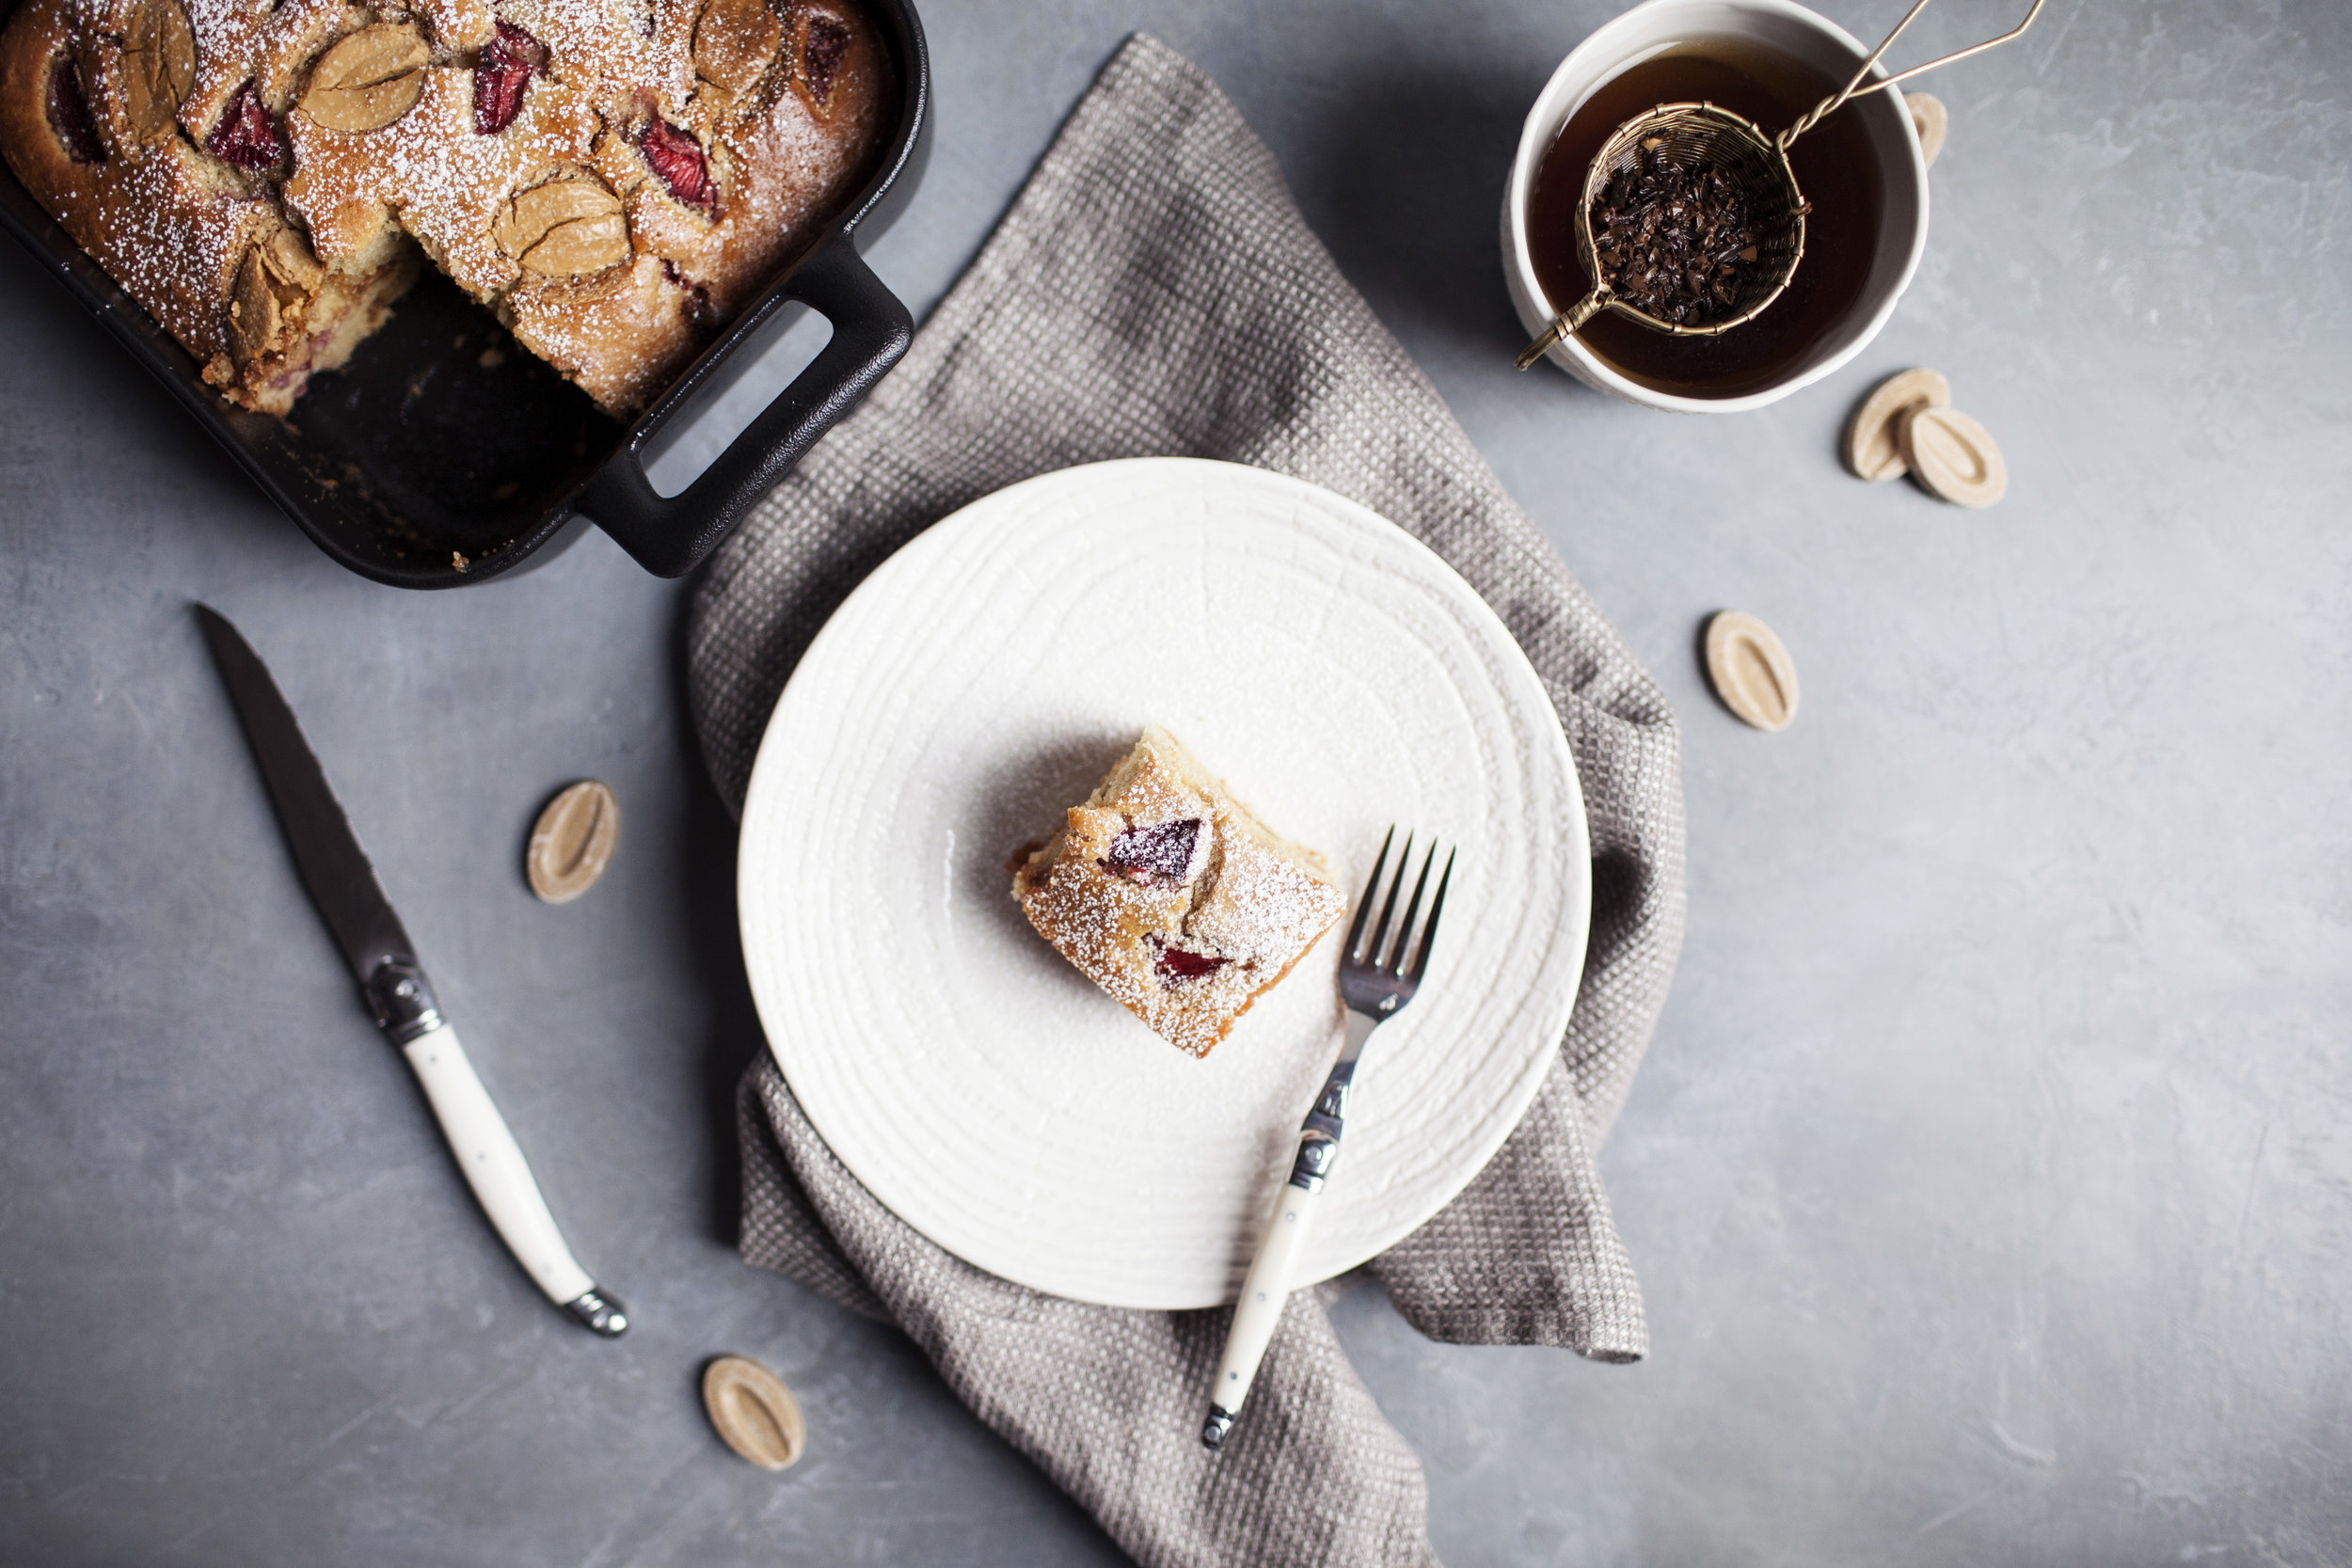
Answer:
[{"left": 1590, "top": 141, "right": 1783, "bottom": 327}]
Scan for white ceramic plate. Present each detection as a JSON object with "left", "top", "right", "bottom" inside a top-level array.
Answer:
[{"left": 738, "top": 458, "right": 1589, "bottom": 1309}]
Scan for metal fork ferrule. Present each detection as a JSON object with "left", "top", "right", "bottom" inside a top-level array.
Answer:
[{"left": 1289, "top": 1117, "right": 1343, "bottom": 1191}]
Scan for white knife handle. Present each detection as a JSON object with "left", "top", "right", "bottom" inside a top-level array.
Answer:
[
  {"left": 1201, "top": 1178, "right": 1326, "bottom": 1446},
  {"left": 401, "top": 1023, "right": 627, "bottom": 1336}
]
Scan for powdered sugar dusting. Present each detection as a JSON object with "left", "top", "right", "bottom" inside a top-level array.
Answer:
[{"left": 5, "top": 0, "right": 890, "bottom": 413}]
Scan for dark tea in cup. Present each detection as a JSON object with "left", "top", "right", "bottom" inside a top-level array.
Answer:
[{"left": 1524, "top": 37, "right": 1888, "bottom": 400}]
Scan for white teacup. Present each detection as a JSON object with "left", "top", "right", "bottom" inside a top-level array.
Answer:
[{"left": 1501, "top": 0, "right": 1930, "bottom": 414}]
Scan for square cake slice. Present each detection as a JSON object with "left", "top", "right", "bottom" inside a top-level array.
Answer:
[{"left": 1011, "top": 727, "right": 1346, "bottom": 1058}]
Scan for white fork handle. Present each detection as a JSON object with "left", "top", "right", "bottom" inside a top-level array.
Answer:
[
  {"left": 1203, "top": 1180, "right": 1327, "bottom": 1439},
  {"left": 402, "top": 1024, "right": 624, "bottom": 1333}
]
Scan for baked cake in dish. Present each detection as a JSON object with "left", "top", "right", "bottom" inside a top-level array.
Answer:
[
  {"left": 0, "top": 0, "right": 891, "bottom": 416},
  {"left": 1011, "top": 727, "right": 1347, "bottom": 1059}
]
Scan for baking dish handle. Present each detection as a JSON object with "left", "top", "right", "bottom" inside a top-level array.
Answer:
[{"left": 577, "top": 233, "right": 913, "bottom": 578}]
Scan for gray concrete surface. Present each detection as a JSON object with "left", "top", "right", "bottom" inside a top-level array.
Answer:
[{"left": 4, "top": 0, "right": 2348, "bottom": 1563}]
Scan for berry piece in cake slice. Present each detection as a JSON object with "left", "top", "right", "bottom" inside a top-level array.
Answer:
[
  {"left": 472, "top": 22, "right": 548, "bottom": 135},
  {"left": 639, "top": 117, "right": 717, "bottom": 214},
  {"left": 45, "top": 55, "right": 104, "bottom": 164},
  {"left": 205, "top": 78, "right": 282, "bottom": 171},
  {"left": 1104, "top": 816, "right": 1203, "bottom": 884}
]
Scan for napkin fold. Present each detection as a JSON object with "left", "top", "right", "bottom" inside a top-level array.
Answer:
[{"left": 689, "top": 34, "right": 1685, "bottom": 1566}]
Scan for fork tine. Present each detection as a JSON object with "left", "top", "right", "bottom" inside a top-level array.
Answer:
[
  {"left": 1386, "top": 841, "right": 1437, "bottom": 974},
  {"left": 1406, "top": 847, "right": 1455, "bottom": 983},
  {"left": 1363, "top": 832, "right": 1413, "bottom": 970},
  {"left": 1343, "top": 826, "right": 1393, "bottom": 961}
]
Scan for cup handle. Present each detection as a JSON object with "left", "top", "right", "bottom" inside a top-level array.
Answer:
[{"left": 577, "top": 233, "right": 913, "bottom": 578}]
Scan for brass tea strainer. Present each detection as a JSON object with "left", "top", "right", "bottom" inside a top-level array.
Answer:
[{"left": 1514, "top": 0, "right": 2044, "bottom": 371}]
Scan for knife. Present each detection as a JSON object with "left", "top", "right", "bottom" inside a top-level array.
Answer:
[{"left": 196, "top": 605, "right": 627, "bottom": 1338}]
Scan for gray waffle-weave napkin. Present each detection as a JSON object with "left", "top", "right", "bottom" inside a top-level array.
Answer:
[{"left": 689, "top": 34, "right": 1685, "bottom": 1567}]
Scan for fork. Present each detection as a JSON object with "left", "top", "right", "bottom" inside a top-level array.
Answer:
[{"left": 1200, "top": 828, "right": 1456, "bottom": 1451}]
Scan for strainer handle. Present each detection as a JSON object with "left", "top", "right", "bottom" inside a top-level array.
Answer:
[
  {"left": 1514, "top": 289, "right": 1612, "bottom": 371},
  {"left": 1778, "top": 0, "right": 2045, "bottom": 151}
]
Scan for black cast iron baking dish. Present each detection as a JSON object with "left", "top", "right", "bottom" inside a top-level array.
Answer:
[{"left": 0, "top": 0, "right": 926, "bottom": 588}]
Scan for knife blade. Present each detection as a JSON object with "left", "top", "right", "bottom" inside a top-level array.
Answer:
[{"left": 197, "top": 605, "right": 627, "bottom": 1338}]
